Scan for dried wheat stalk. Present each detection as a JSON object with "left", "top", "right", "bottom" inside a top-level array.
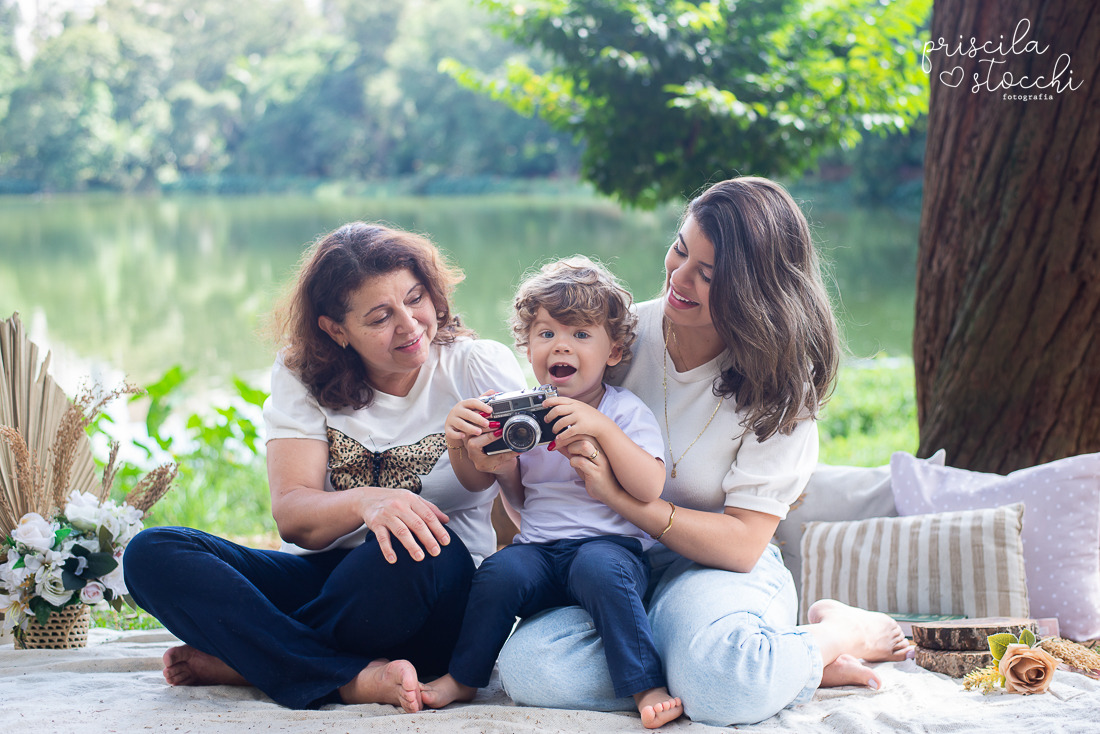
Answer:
[
  {"left": 99, "top": 441, "right": 121, "bottom": 503},
  {"left": 125, "top": 462, "right": 179, "bottom": 514},
  {"left": 48, "top": 382, "right": 141, "bottom": 507},
  {"left": 0, "top": 425, "right": 48, "bottom": 530},
  {"left": 1040, "top": 637, "right": 1100, "bottom": 678}
]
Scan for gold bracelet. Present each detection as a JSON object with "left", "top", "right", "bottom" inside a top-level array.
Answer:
[
  {"left": 445, "top": 440, "right": 464, "bottom": 451},
  {"left": 651, "top": 501, "right": 676, "bottom": 541}
]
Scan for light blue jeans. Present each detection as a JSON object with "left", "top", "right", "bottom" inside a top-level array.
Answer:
[{"left": 497, "top": 543, "right": 824, "bottom": 726}]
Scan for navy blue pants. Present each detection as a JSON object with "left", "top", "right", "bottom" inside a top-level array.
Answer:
[
  {"left": 123, "top": 526, "right": 475, "bottom": 709},
  {"left": 448, "top": 535, "right": 664, "bottom": 698}
]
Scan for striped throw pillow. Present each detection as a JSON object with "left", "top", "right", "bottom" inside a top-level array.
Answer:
[{"left": 799, "top": 503, "right": 1030, "bottom": 624}]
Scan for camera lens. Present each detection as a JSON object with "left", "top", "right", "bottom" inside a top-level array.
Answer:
[{"left": 502, "top": 414, "right": 541, "bottom": 453}]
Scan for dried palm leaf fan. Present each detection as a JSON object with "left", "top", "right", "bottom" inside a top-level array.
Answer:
[{"left": 0, "top": 312, "right": 100, "bottom": 532}]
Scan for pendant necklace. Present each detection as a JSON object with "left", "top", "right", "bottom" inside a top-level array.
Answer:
[{"left": 662, "top": 320, "right": 722, "bottom": 479}]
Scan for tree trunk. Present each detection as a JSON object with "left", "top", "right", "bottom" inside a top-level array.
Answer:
[{"left": 915, "top": 0, "right": 1100, "bottom": 472}]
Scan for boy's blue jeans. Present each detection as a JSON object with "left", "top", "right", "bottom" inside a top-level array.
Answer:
[{"left": 448, "top": 535, "right": 665, "bottom": 698}]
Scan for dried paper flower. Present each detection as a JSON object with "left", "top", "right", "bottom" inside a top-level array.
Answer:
[{"left": 999, "top": 643, "right": 1058, "bottom": 694}]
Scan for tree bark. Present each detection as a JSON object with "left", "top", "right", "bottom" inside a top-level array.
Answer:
[{"left": 915, "top": 0, "right": 1100, "bottom": 472}]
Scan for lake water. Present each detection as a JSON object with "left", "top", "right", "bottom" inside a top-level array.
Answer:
[{"left": 0, "top": 192, "right": 918, "bottom": 404}]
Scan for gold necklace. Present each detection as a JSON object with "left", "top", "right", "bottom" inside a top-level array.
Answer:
[{"left": 663, "top": 320, "right": 722, "bottom": 479}]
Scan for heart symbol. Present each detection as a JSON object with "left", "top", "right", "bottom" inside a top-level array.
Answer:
[{"left": 939, "top": 66, "right": 964, "bottom": 88}]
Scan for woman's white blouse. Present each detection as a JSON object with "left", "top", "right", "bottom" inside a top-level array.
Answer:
[
  {"left": 616, "top": 299, "right": 818, "bottom": 519},
  {"left": 263, "top": 338, "right": 526, "bottom": 564}
]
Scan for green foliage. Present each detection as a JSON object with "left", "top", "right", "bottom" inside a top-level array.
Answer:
[
  {"left": 0, "top": 0, "right": 580, "bottom": 192},
  {"left": 97, "top": 367, "right": 274, "bottom": 537},
  {"left": 818, "top": 358, "right": 917, "bottom": 467},
  {"left": 453, "top": 0, "right": 931, "bottom": 206},
  {"left": 988, "top": 632, "right": 1018, "bottom": 660},
  {"left": 92, "top": 606, "right": 163, "bottom": 631}
]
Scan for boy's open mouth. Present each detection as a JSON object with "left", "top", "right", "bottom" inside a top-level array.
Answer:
[{"left": 549, "top": 363, "right": 577, "bottom": 378}]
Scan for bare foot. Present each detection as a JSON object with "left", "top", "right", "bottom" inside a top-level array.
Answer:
[
  {"left": 805, "top": 599, "right": 910, "bottom": 663},
  {"left": 819, "top": 653, "right": 884, "bottom": 690},
  {"left": 162, "top": 644, "right": 249, "bottom": 687},
  {"left": 421, "top": 673, "right": 477, "bottom": 709},
  {"left": 634, "top": 686, "right": 683, "bottom": 729},
  {"left": 339, "top": 658, "right": 423, "bottom": 713}
]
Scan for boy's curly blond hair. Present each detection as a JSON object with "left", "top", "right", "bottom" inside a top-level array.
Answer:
[{"left": 510, "top": 256, "right": 638, "bottom": 366}]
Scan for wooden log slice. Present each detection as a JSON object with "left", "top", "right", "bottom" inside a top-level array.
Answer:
[
  {"left": 910, "top": 617, "right": 1037, "bottom": 651},
  {"left": 915, "top": 647, "right": 993, "bottom": 678}
]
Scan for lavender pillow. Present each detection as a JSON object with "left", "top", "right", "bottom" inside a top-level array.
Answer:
[{"left": 890, "top": 451, "right": 1100, "bottom": 641}]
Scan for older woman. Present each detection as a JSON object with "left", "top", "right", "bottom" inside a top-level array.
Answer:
[
  {"left": 124, "top": 223, "right": 525, "bottom": 712},
  {"left": 493, "top": 177, "right": 911, "bottom": 726}
]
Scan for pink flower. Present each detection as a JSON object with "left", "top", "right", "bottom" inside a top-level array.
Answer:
[
  {"left": 999, "top": 643, "right": 1058, "bottom": 694},
  {"left": 80, "top": 581, "right": 106, "bottom": 605}
]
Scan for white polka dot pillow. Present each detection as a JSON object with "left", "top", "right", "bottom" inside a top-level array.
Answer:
[{"left": 890, "top": 451, "right": 1100, "bottom": 641}]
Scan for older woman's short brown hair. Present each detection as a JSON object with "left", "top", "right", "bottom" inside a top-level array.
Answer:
[
  {"left": 510, "top": 256, "right": 637, "bottom": 365},
  {"left": 272, "top": 222, "right": 471, "bottom": 409}
]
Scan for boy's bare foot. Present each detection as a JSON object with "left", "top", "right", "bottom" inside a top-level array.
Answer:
[
  {"left": 339, "top": 658, "right": 423, "bottom": 713},
  {"left": 162, "top": 644, "right": 249, "bottom": 687},
  {"left": 805, "top": 599, "right": 911, "bottom": 664},
  {"left": 820, "top": 653, "right": 884, "bottom": 690},
  {"left": 634, "top": 686, "right": 683, "bottom": 729},
  {"left": 421, "top": 673, "right": 477, "bottom": 709}
]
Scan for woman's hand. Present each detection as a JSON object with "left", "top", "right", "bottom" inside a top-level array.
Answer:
[
  {"left": 466, "top": 429, "right": 519, "bottom": 475},
  {"left": 268, "top": 437, "right": 451, "bottom": 561},
  {"left": 543, "top": 397, "right": 614, "bottom": 450},
  {"left": 356, "top": 486, "right": 452, "bottom": 564},
  {"left": 561, "top": 436, "right": 622, "bottom": 504}
]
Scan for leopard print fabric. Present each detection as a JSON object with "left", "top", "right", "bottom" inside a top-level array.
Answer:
[{"left": 326, "top": 427, "right": 447, "bottom": 494}]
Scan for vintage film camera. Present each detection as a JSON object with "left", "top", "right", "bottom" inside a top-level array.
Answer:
[{"left": 480, "top": 384, "right": 559, "bottom": 455}]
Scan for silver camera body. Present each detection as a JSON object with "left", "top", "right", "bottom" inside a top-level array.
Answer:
[{"left": 481, "top": 384, "right": 559, "bottom": 454}]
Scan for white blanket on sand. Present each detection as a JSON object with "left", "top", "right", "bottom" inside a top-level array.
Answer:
[{"left": 3, "top": 629, "right": 1099, "bottom": 733}]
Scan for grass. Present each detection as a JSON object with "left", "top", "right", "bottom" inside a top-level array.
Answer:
[{"left": 819, "top": 357, "right": 918, "bottom": 467}]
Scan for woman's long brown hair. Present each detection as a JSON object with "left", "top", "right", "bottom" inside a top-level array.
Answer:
[{"left": 685, "top": 177, "right": 840, "bottom": 440}]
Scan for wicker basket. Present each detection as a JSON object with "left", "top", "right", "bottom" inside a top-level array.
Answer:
[{"left": 13, "top": 604, "right": 90, "bottom": 649}]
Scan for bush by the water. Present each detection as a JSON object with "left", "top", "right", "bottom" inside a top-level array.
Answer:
[{"left": 819, "top": 358, "right": 918, "bottom": 467}]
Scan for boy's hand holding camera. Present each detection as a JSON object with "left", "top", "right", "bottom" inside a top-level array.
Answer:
[{"left": 444, "top": 393, "right": 517, "bottom": 485}]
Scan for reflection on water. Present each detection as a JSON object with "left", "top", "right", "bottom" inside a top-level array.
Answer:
[{"left": 0, "top": 193, "right": 917, "bottom": 398}]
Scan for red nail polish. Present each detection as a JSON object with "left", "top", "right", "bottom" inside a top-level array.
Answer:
[
  {"left": 547, "top": 441, "right": 556, "bottom": 451},
  {"left": 493, "top": 429, "right": 503, "bottom": 437},
  {"left": 488, "top": 421, "right": 500, "bottom": 428},
  {"left": 478, "top": 412, "right": 490, "bottom": 418}
]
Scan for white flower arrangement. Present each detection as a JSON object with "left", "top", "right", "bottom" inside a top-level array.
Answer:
[
  {"left": 1, "top": 491, "right": 146, "bottom": 635},
  {"left": 1, "top": 316, "right": 179, "bottom": 643}
]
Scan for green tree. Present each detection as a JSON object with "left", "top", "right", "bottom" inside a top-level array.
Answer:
[
  {"left": 382, "top": 0, "right": 579, "bottom": 181},
  {"left": 229, "top": 35, "right": 370, "bottom": 178},
  {"left": 451, "top": 0, "right": 930, "bottom": 206},
  {"left": 0, "top": 0, "right": 583, "bottom": 191},
  {"left": 0, "top": 2, "right": 175, "bottom": 189},
  {"left": 1, "top": 25, "right": 127, "bottom": 189},
  {"left": 0, "top": 0, "right": 19, "bottom": 119}
]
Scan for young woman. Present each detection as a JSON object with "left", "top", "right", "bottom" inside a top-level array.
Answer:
[
  {"left": 494, "top": 177, "right": 911, "bottom": 726},
  {"left": 124, "top": 222, "right": 525, "bottom": 712}
]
